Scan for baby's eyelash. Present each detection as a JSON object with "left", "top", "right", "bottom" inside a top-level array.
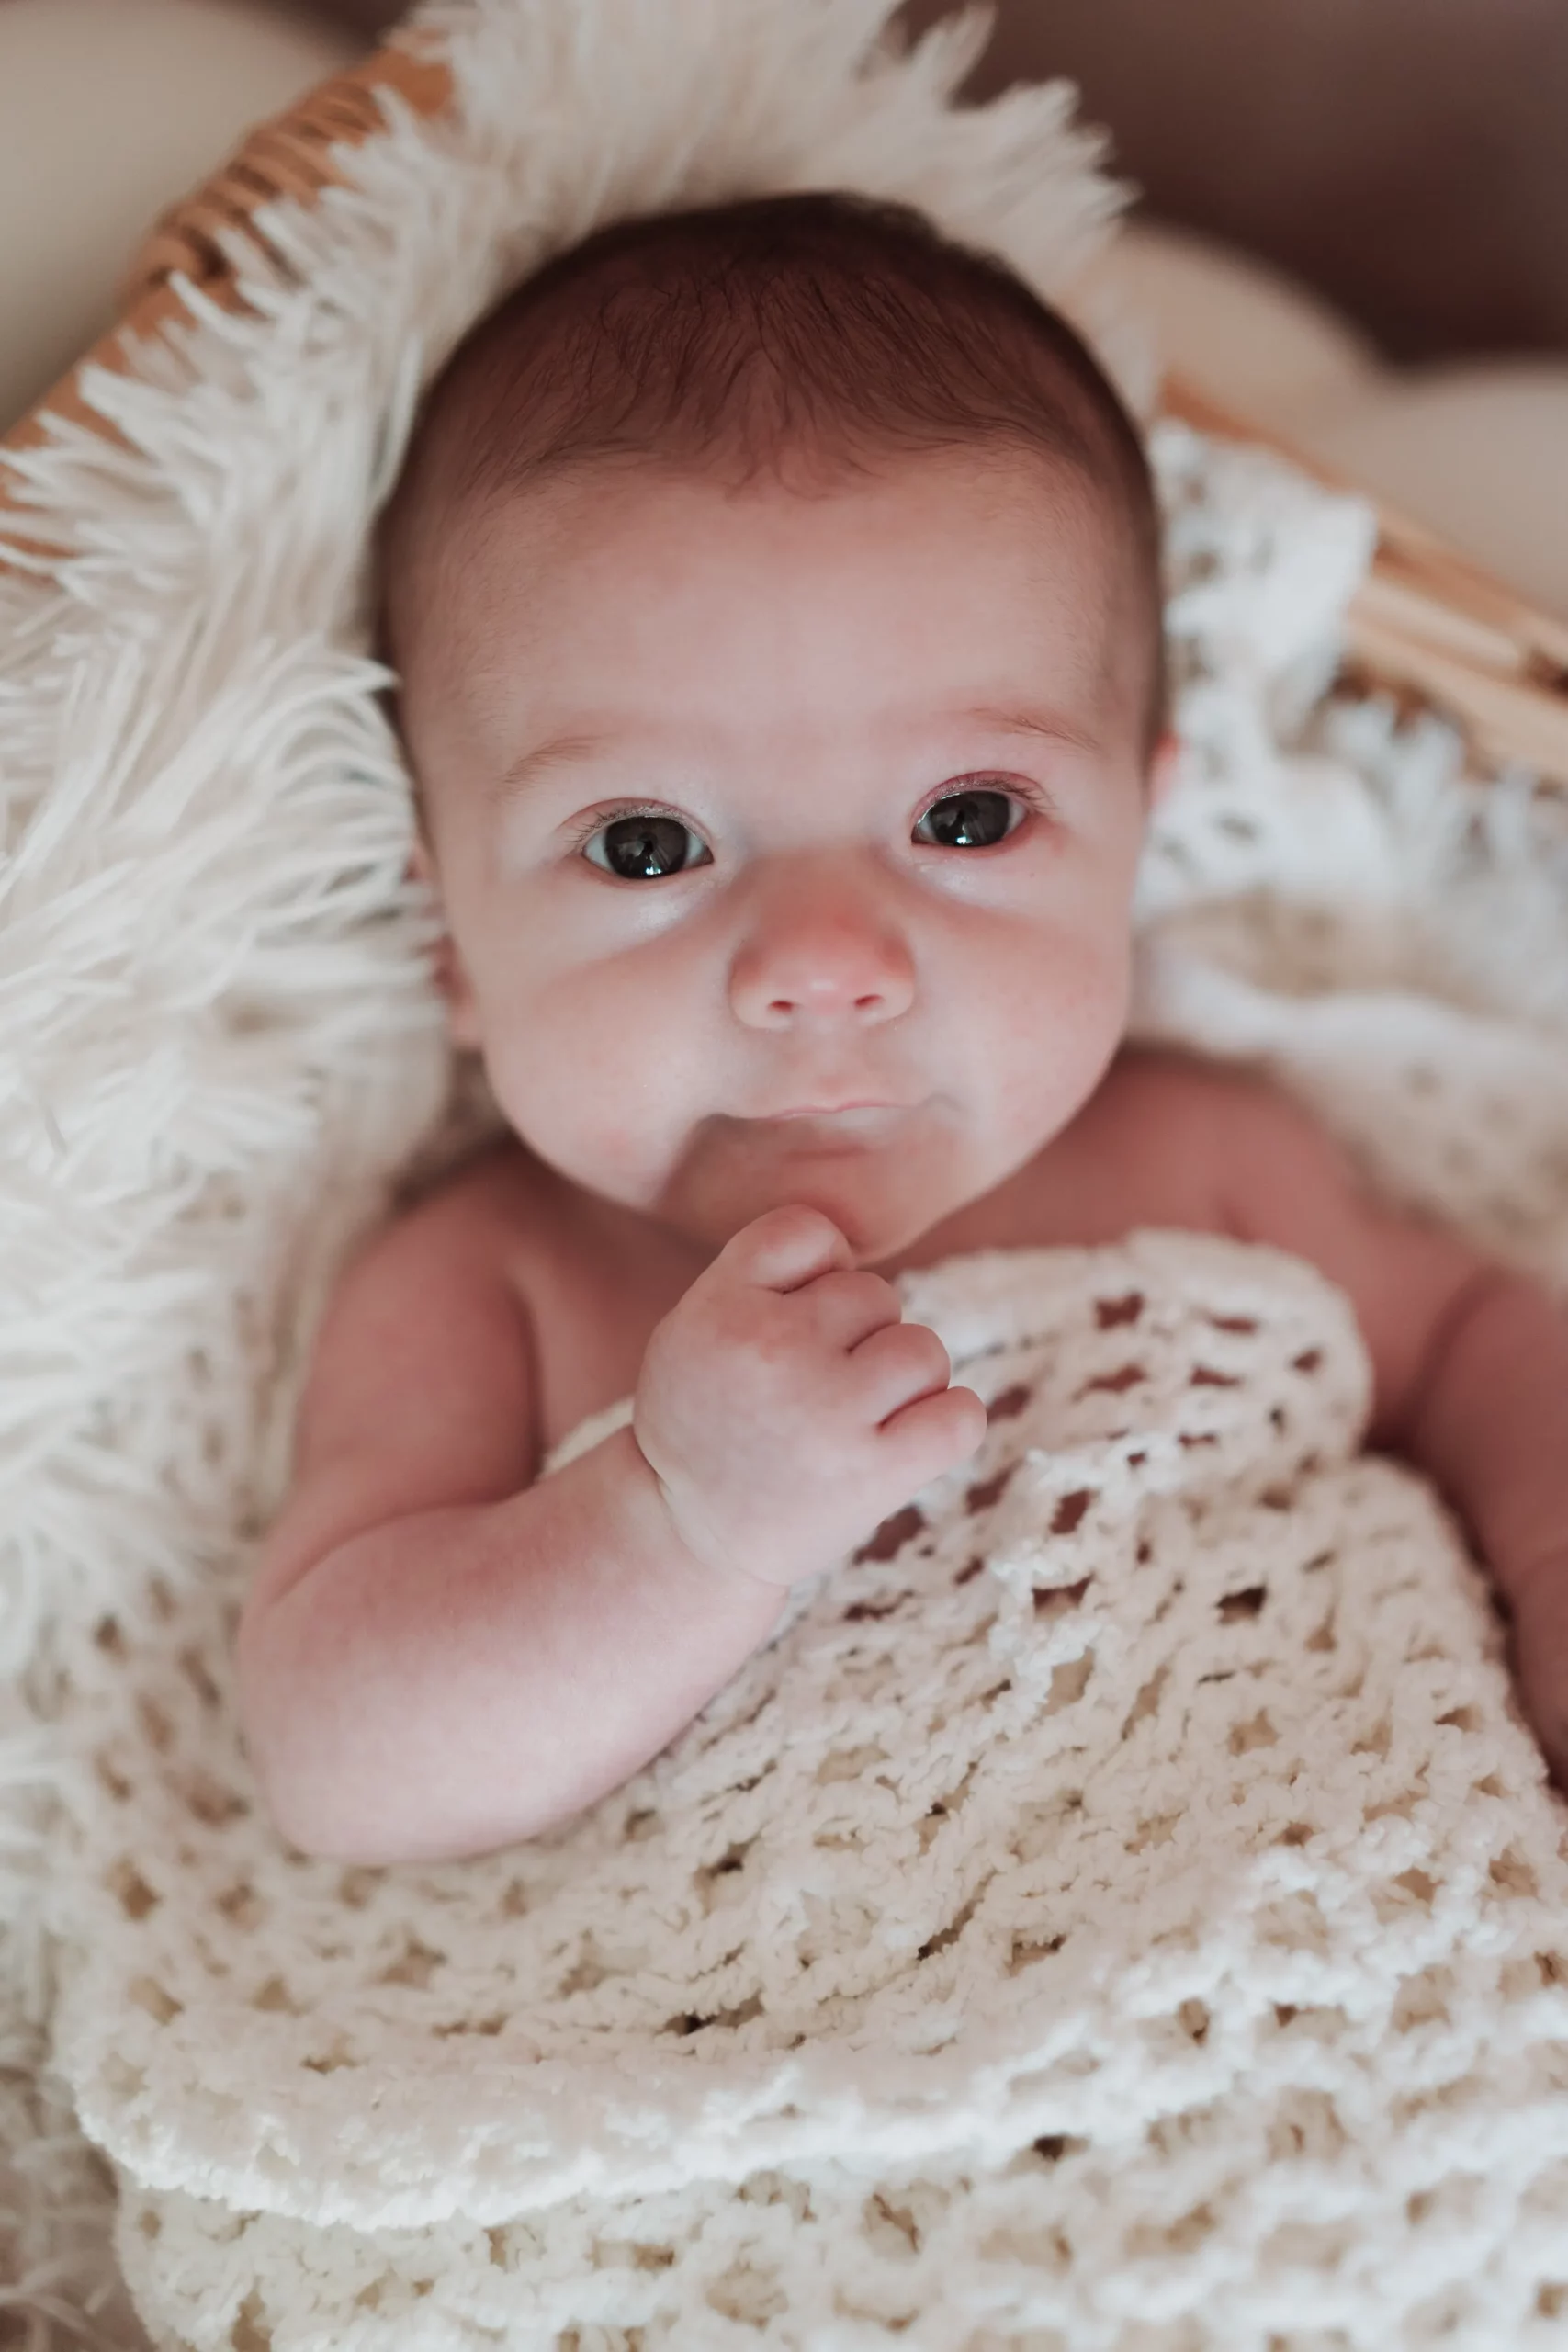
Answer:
[
  {"left": 561, "top": 800, "right": 687, "bottom": 854},
  {"left": 918, "top": 774, "right": 1058, "bottom": 823}
]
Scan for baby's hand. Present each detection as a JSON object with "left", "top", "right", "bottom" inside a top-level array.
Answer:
[{"left": 634, "top": 1204, "right": 987, "bottom": 1589}]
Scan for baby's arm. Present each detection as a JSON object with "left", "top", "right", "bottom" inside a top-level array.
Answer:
[
  {"left": 237, "top": 1183, "right": 981, "bottom": 1865},
  {"left": 1209, "top": 1071, "right": 1568, "bottom": 1778},
  {"left": 236, "top": 1176, "right": 784, "bottom": 1863}
]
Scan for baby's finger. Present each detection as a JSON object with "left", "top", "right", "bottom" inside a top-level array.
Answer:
[
  {"left": 799, "top": 1268, "right": 903, "bottom": 1354},
  {"left": 720, "top": 1204, "right": 853, "bottom": 1295},
  {"left": 846, "top": 1318, "right": 954, "bottom": 1426},
  {"left": 875, "top": 1380, "right": 988, "bottom": 1486}
]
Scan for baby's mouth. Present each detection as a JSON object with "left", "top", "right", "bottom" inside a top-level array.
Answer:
[
  {"left": 766, "top": 1101, "right": 902, "bottom": 1124},
  {"left": 739, "top": 1102, "right": 920, "bottom": 1151}
]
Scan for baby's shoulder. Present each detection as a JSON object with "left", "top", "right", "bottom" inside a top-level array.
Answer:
[
  {"left": 1065, "top": 1045, "right": 1307, "bottom": 1213},
  {"left": 990, "top": 1045, "right": 1362, "bottom": 1261},
  {"left": 265, "top": 1139, "right": 549, "bottom": 1570},
  {"left": 1091, "top": 1042, "right": 1281, "bottom": 1125},
  {"left": 1086, "top": 1046, "right": 1425, "bottom": 1266},
  {"left": 348, "top": 1136, "right": 572, "bottom": 1349},
  {"left": 388, "top": 1140, "right": 690, "bottom": 1452},
  {"left": 389, "top": 1134, "right": 562, "bottom": 1256}
]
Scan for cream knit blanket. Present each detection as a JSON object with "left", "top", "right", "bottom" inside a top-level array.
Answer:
[
  {"left": 6, "top": 2, "right": 1568, "bottom": 2345},
  {"left": 60, "top": 1234, "right": 1568, "bottom": 2346}
]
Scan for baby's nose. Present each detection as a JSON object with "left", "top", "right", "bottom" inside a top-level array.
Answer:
[{"left": 728, "top": 876, "right": 916, "bottom": 1031}]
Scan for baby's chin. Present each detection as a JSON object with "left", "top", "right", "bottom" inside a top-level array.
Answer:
[{"left": 651, "top": 1133, "right": 983, "bottom": 1268}]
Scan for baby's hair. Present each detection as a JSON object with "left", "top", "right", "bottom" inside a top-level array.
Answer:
[{"left": 378, "top": 189, "right": 1167, "bottom": 756}]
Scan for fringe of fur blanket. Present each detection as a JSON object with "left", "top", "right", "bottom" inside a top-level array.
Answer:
[{"left": 3, "top": 0, "right": 1568, "bottom": 2342}]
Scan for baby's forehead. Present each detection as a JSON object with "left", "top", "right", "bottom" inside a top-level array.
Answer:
[
  {"left": 422, "top": 429, "right": 1099, "bottom": 601},
  {"left": 395, "top": 431, "right": 1129, "bottom": 670},
  {"left": 394, "top": 449, "right": 1146, "bottom": 812}
]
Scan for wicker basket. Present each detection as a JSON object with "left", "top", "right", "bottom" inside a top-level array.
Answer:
[{"left": 2, "top": 27, "right": 1565, "bottom": 790}]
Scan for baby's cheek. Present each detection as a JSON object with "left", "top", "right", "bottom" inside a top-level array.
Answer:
[
  {"left": 482, "top": 970, "right": 699, "bottom": 1198},
  {"left": 988, "top": 920, "right": 1130, "bottom": 1114}
]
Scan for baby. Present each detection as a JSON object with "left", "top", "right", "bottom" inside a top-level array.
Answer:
[{"left": 236, "top": 191, "right": 1568, "bottom": 1866}]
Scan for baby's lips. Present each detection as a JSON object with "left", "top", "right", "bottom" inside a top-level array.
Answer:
[{"left": 741, "top": 1101, "right": 921, "bottom": 1136}]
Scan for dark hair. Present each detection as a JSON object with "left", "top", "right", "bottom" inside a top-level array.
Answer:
[{"left": 378, "top": 189, "right": 1166, "bottom": 754}]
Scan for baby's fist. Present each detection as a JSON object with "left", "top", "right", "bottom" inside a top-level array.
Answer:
[{"left": 634, "top": 1204, "right": 985, "bottom": 1588}]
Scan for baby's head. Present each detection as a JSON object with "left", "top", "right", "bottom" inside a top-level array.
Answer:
[{"left": 378, "top": 190, "right": 1170, "bottom": 1264}]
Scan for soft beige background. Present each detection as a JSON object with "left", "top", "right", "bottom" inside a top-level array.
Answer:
[
  {"left": 0, "top": 0, "right": 355, "bottom": 429},
  {"left": 908, "top": 0, "right": 1568, "bottom": 365}
]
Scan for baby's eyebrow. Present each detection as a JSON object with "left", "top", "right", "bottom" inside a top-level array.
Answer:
[
  {"left": 954, "top": 703, "right": 1102, "bottom": 758},
  {"left": 490, "top": 703, "right": 1099, "bottom": 807},
  {"left": 489, "top": 732, "right": 615, "bottom": 806}
]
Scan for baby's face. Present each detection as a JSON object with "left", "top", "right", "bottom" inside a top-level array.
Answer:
[{"left": 400, "top": 446, "right": 1162, "bottom": 1265}]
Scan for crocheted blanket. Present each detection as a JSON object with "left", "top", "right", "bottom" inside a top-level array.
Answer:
[{"left": 52, "top": 1232, "right": 1568, "bottom": 2346}]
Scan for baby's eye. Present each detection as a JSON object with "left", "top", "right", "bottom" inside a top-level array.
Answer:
[
  {"left": 912, "top": 784, "right": 1025, "bottom": 851},
  {"left": 581, "top": 811, "right": 713, "bottom": 881}
]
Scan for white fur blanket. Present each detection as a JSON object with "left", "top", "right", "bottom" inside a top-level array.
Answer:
[{"left": 6, "top": 2, "right": 1568, "bottom": 2345}]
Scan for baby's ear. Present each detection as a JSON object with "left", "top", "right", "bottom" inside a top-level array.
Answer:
[
  {"left": 407, "top": 836, "right": 483, "bottom": 1050},
  {"left": 1146, "top": 731, "right": 1182, "bottom": 811}
]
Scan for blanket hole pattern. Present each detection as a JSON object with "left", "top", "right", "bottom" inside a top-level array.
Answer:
[{"left": 43, "top": 1231, "right": 1568, "bottom": 2348}]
